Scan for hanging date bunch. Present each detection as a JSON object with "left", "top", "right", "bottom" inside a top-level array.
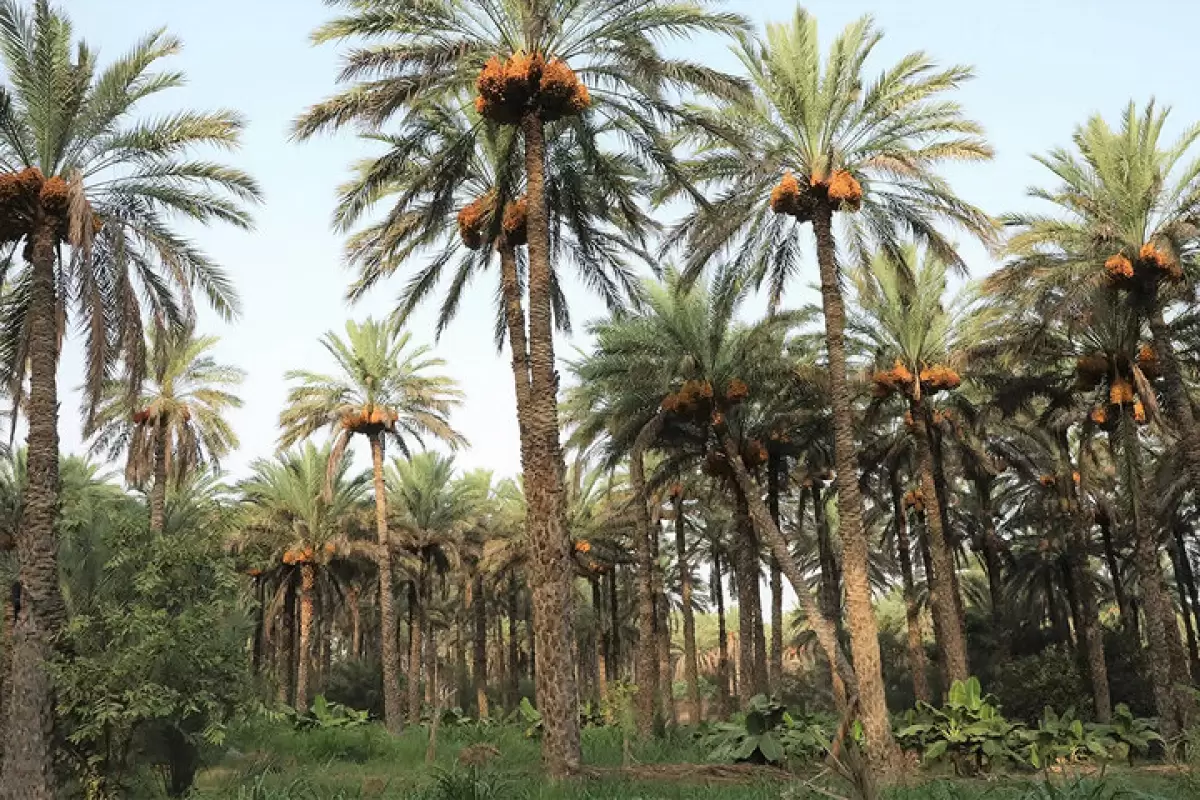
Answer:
[
  {"left": 660, "top": 378, "right": 715, "bottom": 423},
  {"left": 475, "top": 52, "right": 591, "bottom": 125},
  {"left": 1104, "top": 242, "right": 1183, "bottom": 288},
  {"left": 769, "top": 168, "right": 862, "bottom": 221},
  {"left": 0, "top": 167, "right": 93, "bottom": 256},
  {"left": 340, "top": 404, "right": 400, "bottom": 434},
  {"left": 458, "top": 192, "right": 528, "bottom": 249}
]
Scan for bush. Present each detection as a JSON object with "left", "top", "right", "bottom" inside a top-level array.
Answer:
[
  {"left": 895, "top": 677, "right": 1020, "bottom": 775},
  {"left": 324, "top": 657, "right": 395, "bottom": 720},
  {"left": 992, "top": 646, "right": 1090, "bottom": 724},
  {"left": 700, "top": 694, "right": 832, "bottom": 765}
]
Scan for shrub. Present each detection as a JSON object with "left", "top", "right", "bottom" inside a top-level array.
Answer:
[
  {"left": 324, "top": 657, "right": 393, "bottom": 719},
  {"left": 700, "top": 695, "right": 832, "bottom": 765},
  {"left": 992, "top": 646, "right": 1090, "bottom": 725},
  {"left": 895, "top": 677, "right": 1021, "bottom": 775}
]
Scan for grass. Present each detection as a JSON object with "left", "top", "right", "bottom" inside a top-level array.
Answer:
[{"left": 165, "top": 721, "right": 1196, "bottom": 800}]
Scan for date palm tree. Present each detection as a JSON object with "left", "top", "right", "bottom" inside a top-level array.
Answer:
[
  {"left": 665, "top": 9, "right": 993, "bottom": 776},
  {"left": 848, "top": 247, "right": 971, "bottom": 684},
  {"left": 296, "top": 0, "right": 749, "bottom": 772},
  {"left": 0, "top": 3, "right": 259, "bottom": 793},
  {"left": 239, "top": 444, "right": 369, "bottom": 712},
  {"left": 278, "top": 317, "right": 464, "bottom": 734},
  {"left": 85, "top": 326, "right": 244, "bottom": 533}
]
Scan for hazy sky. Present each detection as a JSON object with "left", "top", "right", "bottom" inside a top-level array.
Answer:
[{"left": 63, "top": 0, "right": 1200, "bottom": 482}]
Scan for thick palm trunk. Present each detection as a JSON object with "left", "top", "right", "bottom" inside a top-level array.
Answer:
[
  {"left": 370, "top": 435, "right": 404, "bottom": 733},
  {"left": 807, "top": 204, "right": 902, "bottom": 777},
  {"left": 276, "top": 583, "right": 295, "bottom": 705},
  {"left": 2, "top": 219, "right": 66, "bottom": 800},
  {"left": 348, "top": 584, "right": 362, "bottom": 660},
  {"left": 519, "top": 112, "right": 581, "bottom": 775},
  {"left": 296, "top": 564, "right": 315, "bottom": 712},
  {"left": 712, "top": 553, "right": 731, "bottom": 719},
  {"left": 909, "top": 400, "right": 969, "bottom": 683},
  {"left": 890, "top": 472, "right": 931, "bottom": 705},
  {"left": 150, "top": 416, "right": 169, "bottom": 533},
  {"left": 408, "top": 581, "right": 424, "bottom": 724},
  {"left": 629, "top": 419, "right": 661, "bottom": 734},
  {"left": 672, "top": 492, "right": 700, "bottom": 725},
  {"left": 1064, "top": 453, "right": 1111, "bottom": 722},
  {"left": 472, "top": 573, "right": 489, "bottom": 719},
  {"left": 1120, "top": 422, "right": 1192, "bottom": 738}
]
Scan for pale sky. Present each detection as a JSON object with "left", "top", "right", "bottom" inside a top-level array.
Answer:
[{"left": 62, "top": 0, "right": 1200, "bottom": 483}]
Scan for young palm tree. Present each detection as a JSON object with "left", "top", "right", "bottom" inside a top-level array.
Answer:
[
  {"left": 848, "top": 248, "right": 971, "bottom": 684},
  {"left": 571, "top": 269, "right": 856, "bottom": 730},
  {"left": 666, "top": 10, "right": 993, "bottom": 775},
  {"left": 386, "top": 452, "right": 474, "bottom": 723},
  {"left": 0, "top": 3, "right": 259, "bottom": 792},
  {"left": 296, "top": 1, "right": 749, "bottom": 771},
  {"left": 85, "top": 327, "right": 244, "bottom": 533},
  {"left": 278, "top": 318, "right": 464, "bottom": 734},
  {"left": 240, "top": 444, "right": 369, "bottom": 712}
]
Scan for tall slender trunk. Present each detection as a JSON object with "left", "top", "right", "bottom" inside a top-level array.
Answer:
[
  {"left": 717, "top": 431, "right": 857, "bottom": 706},
  {"left": 1, "top": 218, "right": 64, "bottom": 800},
  {"left": 801, "top": 202, "right": 901, "bottom": 778},
  {"left": 296, "top": 564, "right": 315, "bottom": 712},
  {"left": 812, "top": 484, "right": 842, "bottom": 631},
  {"left": 370, "top": 435, "right": 403, "bottom": 733},
  {"left": 348, "top": 584, "right": 362, "bottom": 660},
  {"left": 1148, "top": 304, "right": 1200, "bottom": 503},
  {"left": 277, "top": 583, "right": 295, "bottom": 705},
  {"left": 1169, "top": 532, "right": 1200, "bottom": 677},
  {"left": 508, "top": 575, "right": 520, "bottom": 708},
  {"left": 251, "top": 576, "right": 265, "bottom": 674},
  {"left": 930, "top": 425, "right": 968, "bottom": 633},
  {"left": 425, "top": 576, "right": 437, "bottom": 708},
  {"left": 1120, "top": 422, "right": 1192, "bottom": 738},
  {"left": 916, "top": 511, "right": 948, "bottom": 693},
  {"left": 973, "top": 478, "right": 1005, "bottom": 620},
  {"left": 733, "top": 495, "right": 760, "bottom": 706},
  {"left": 652, "top": 513, "right": 675, "bottom": 727},
  {"left": 473, "top": 572, "right": 489, "bottom": 719},
  {"left": 408, "top": 581, "right": 424, "bottom": 724},
  {"left": 629, "top": 418, "right": 661, "bottom": 734},
  {"left": 910, "top": 398, "right": 969, "bottom": 683},
  {"left": 518, "top": 112, "right": 581, "bottom": 775},
  {"left": 592, "top": 577, "right": 608, "bottom": 704},
  {"left": 608, "top": 570, "right": 620, "bottom": 683},
  {"left": 890, "top": 471, "right": 931, "bottom": 705},
  {"left": 150, "top": 415, "right": 169, "bottom": 533},
  {"left": 1177, "top": 525, "right": 1200, "bottom": 675},
  {"left": 766, "top": 455, "right": 784, "bottom": 692},
  {"left": 1063, "top": 444, "right": 1111, "bottom": 722},
  {"left": 1099, "top": 513, "right": 1135, "bottom": 638},
  {"left": 712, "top": 552, "right": 731, "bottom": 719},
  {"left": 673, "top": 491, "right": 700, "bottom": 725}
]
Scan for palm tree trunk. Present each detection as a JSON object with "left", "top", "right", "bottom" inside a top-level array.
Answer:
[
  {"left": 718, "top": 430, "right": 856, "bottom": 702},
  {"left": 348, "top": 584, "right": 362, "bottom": 660},
  {"left": 1120, "top": 421, "right": 1192, "bottom": 739},
  {"left": 1169, "top": 534, "right": 1200, "bottom": 677},
  {"left": 424, "top": 577, "right": 437, "bottom": 708},
  {"left": 408, "top": 581, "right": 424, "bottom": 724},
  {"left": 712, "top": 552, "right": 731, "bottom": 719},
  {"left": 1148, "top": 305, "right": 1200, "bottom": 501},
  {"left": 296, "top": 564, "right": 315, "bottom": 712},
  {"left": 592, "top": 576, "right": 608, "bottom": 704},
  {"left": 608, "top": 570, "right": 620, "bottom": 683},
  {"left": 910, "top": 399, "right": 969, "bottom": 684},
  {"left": 277, "top": 583, "right": 295, "bottom": 705},
  {"left": 519, "top": 112, "right": 581, "bottom": 776},
  {"left": 767, "top": 454, "right": 784, "bottom": 690},
  {"left": 733, "top": 495, "right": 760, "bottom": 706},
  {"left": 507, "top": 575, "right": 519, "bottom": 709},
  {"left": 803, "top": 203, "right": 901, "bottom": 778},
  {"left": 1064, "top": 451, "right": 1111, "bottom": 722},
  {"left": 1, "top": 218, "right": 65, "bottom": 800},
  {"left": 890, "top": 471, "right": 931, "bottom": 705},
  {"left": 812, "top": 484, "right": 842, "bottom": 631},
  {"left": 972, "top": 478, "right": 1005, "bottom": 620},
  {"left": 150, "top": 416, "right": 169, "bottom": 533},
  {"left": 673, "top": 491, "right": 700, "bottom": 725},
  {"left": 473, "top": 572, "right": 489, "bottom": 720},
  {"left": 651, "top": 512, "right": 675, "bottom": 727},
  {"left": 1176, "top": 525, "right": 1200, "bottom": 675},
  {"left": 629, "top": 418, "right": 661, "bottom": 734},
  {"left": 369, "top": 434, "right": 404, "bottom": 734},
  {"left": 1099, "top": 513, "right": 1135, "bottom": 638}
]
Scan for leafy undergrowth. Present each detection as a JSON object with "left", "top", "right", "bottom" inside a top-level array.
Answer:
[{"left": 166, "top": 721, "right": 1195, "bottom": 800}]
